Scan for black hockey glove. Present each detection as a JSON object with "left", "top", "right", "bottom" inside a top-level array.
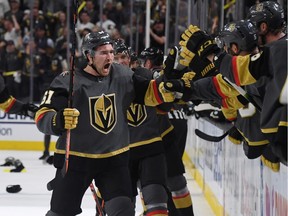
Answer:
[
  {"left": 179, "top": 25, "right": 220, "bottom": 59},
  {"left": 187, "top": 54, "right": 218, "bottom": 80},
  {"left": 21, "top": 103, "right": 39, "bottom": 118},
  {"left": 163, "top": 72, "right": 195, "bottom": 101},
  {"left": 52, "top": 108, "right": 80, "bottom": 134},
  {"left": 162, "top": 46, "right": 187, "bottom": 80}
]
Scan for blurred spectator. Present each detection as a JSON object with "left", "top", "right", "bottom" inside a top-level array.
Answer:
[
  {"left": 224, "top": 0, "right": 236, "bottom": 24},
  {"left": 120, "top": 13, "right": 144, "bottom": 53},
  {"left": 21, "top": 23, "right": 54, "bottom": 102},
  {"left": 76, "top": 10, "right": 94, "bottom": 54},
  {"left": 76, "top": 10, "right": 95, "bottom": 35},
  {"left": 84, "top": 0, "right": 98, "bottom": 24},
  {"left": 150, "top": 18, "right": 165, "bottom": 52},
  {"left": 96, "top": 9, "right": 116, "bottom": 34},
  {"left": 2, "top": 39, "right": 23, "bottom": 98},
  {"left": 0, "top": 39, "right": 6, "bottom": 73},
  {"left": 3, "top": 14, "right": 21, "bottom": 49},
  {"left": 151, "top": 0, "right": 166, "bottom": 21},
  {"left": 0, "top": 0, "right": 10, "bottom": 19},
  {"left": 208, "top": 0, "right": 220, "bottom": 36},
  {"left": 52, "top": 10, "right": 66, "bottom": 41},
  {"left": 54, "top": 26, "right": 71, "bottom": 70},
  {"left": 110, "top": 27, "right": 123, "bottom": 40},
  {"left": 113, "top": 2, "right": 126, "bottom": 30},
  {"left": 22, "top": 3, "right": 48, "bottom": 36},
  {"left": 41, "top": 0, "right": 66, "bottom": 15},
  {"left": 103, "top": 0, "right": 117, "bottom": 23},
  {"left": 4, "top": 0, "right": 24, "bottom": 26}
]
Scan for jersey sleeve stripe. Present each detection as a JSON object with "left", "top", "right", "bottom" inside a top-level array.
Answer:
[{"left": 232, "top": 56, "right": 241, "bottom": 86}]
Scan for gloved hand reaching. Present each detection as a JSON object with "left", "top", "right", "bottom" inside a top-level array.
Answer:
[
  {"left": 163, "top": 72, "right": 195, "bottom": 101},
  {"left": 52, "top": 108, "right": 80, "bottom": 133},
  {"left": 161, "top": 46, "right": 187, "bottom": 80},
  {"left": 21, "top": 103, "right": 39, "bottom": 118},
  {"left": 179, "top": 25, "right": 220, "bottom": 59}
]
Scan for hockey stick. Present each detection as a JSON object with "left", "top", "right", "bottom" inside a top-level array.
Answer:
[
  {"left": 222, "top": 76, "right": 262, "bottom": 112},
  {"left": 89, "top": 182, "right": 106, "bottom": 216},
  {"left": 62, "top": 0, "right": 78, "bottom": 176},
  {"left": 194, "top": 75, "right": 263, "bottom": 142},
  {"left": 195, "top": 128, "right": 230, "bottom": 142},
  {"left": 61, "top": 1, "right": 106, "bottom": 215}
]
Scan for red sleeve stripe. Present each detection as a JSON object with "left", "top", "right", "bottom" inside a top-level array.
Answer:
[
  {"left": 212, "top": 76, "right": 227, "bottom": 99},
  {"left": 35, "top": 113, "right": 45, "bottom": 124},
  {"left": 146, "top": 210, "right": 168, "bottom": 216},
  {"left": 152, "top": 80, "right": 163, "bottom": 104},
  {"left": 5, "top": 98, "right": 16, "bottom": 113},
  {"left": 222, "top": 99, "right": 228, "bottom": 108},
  {"left": 232, "top": 56, "right": 241, "bottom": 86}
]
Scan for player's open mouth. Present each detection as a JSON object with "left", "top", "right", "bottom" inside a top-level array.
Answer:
[{"left": 104, "top": 63, "right": 110, "bottom": 69}]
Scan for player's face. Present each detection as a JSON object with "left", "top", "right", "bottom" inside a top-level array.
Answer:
[
  {"left": 114, "top": 53, "right": 130, "bottom": 66},
  {"left": 93, "top": 44, "right": 114, "bottom": 76}
]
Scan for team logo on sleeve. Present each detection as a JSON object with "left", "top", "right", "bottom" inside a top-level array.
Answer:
[
  {"left": 127, "top": 103, "right": 147, "bottom": 127},
  {"left": 89, "top": 94, "right": 117, "bottom": 134}
]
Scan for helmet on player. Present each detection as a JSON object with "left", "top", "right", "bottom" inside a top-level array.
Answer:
[
  {"left": 82, "top": 31, "right": 114, "bottom": 57},
  {"left": 114, "top": 39, "right": 130, "bottom": 56},
  {"left": 139, "top": 47, "right": 164, "bottom": 67},
  {"left": 217, "top": 20, "right": 258, "bottom": 54},
  {"left": 247, "top": 1, "right": 285, "bottom": 31}
]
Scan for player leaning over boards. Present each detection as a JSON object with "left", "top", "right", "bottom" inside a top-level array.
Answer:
[
  {"left": 35, "top": 31, "right": 176, "bottom": 216},
  {"left": 0, "top": 75, "right": 38, "bottom": 117},
  {"left": 165, "top": 1, "right": 287, "bottom": 165}
]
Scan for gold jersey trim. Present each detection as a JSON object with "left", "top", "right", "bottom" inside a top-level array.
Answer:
[
  {"left": 161, "top": 125, "right": 174, "bottom": 138},
  {"left": 129, "top": 137, "right": 162, "bottom": 148},
  {"left": 55, "top": 146, "right": 129, "bottom": 159}
]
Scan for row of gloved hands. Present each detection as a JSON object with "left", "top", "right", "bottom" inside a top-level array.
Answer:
[{"left": 160, "top": 25, "right": 221, "bottom": 101}]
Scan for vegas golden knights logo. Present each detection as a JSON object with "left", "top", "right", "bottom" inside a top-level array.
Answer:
[
  {"left": 127, "top": 103, "right": 147, "bottom": 127},
  {"left": 89, "top": 94, "right": 117, "bottom": 134}
]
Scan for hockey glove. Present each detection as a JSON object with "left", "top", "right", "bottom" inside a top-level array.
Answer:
[
  {"left": 188, "top": 55, "right": 218, "bottom": 80},
  {"left": 162, "top": 46, "right": 187, "bottom": 80},
  {"left": 21, "top": 103, "right": 39, "bottom": 118},
  {"left": 163, "top": 72, "right": 195, "bottom": 101},
  {"left": 179, "top": 25, "right": 220, "bottom": 59},
  {"left": 52, "top": 108, "right": 80, "bottom": 133}
]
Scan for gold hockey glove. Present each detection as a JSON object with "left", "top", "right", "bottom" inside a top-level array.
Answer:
[{"left": 52, "top": 108, "right": 80, "bottom": 133}]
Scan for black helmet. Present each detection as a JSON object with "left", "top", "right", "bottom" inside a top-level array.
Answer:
[
  {"left": 129, "top": 49, "right": 138, "bottom": 62},
  {"left": 217, "top": 20, "right": 258, "bottom": 53},
  {"left": 82, "top": 31, "right": 114, "bottom": 56},
  {"left": 114, "top": 39, "right": 130, "bottom": 55},
  {"left": 139, "top": 47, "right": 163, "bottom": 60},
  {"left": 139, "top": 47, "right": 164, "bottom": 66},
  {"left": 247, "top": 1, "right": 285, "bottom": 30}
]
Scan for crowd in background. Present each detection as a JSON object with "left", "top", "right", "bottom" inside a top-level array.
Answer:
[
  {"left": 0, "top": 0, "right": 168, "bottom": 103},
  {"left": 0, "top": 0, "right": 283, "bottom": 104}
]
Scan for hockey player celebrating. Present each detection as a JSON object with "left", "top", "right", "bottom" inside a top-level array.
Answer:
[
  {"left": 166, "top": 1, "right": 287, "bottom": 165},
  {"left": 35, "top": 31, "right": 176, "bottom": 216}
]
